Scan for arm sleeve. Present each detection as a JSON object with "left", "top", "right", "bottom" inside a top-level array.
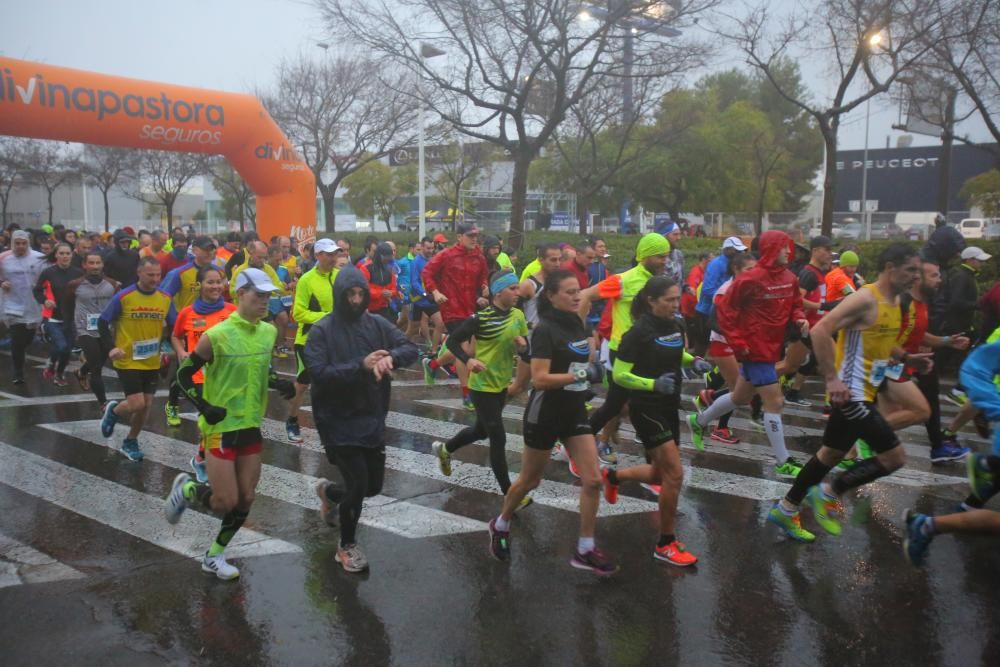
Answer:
[
  {"left": 682, "top": 351, "right": 695, "bottom": 367},
  {"left": 172, "top": 308, "right": 188, "bottom": 339},
  {"left": 159, "top": 267, "right": 181, "bottom": 296},
  {"left": 380, "top": 317, "right": 420, "bottom": 369},
  {"left": 529, "top": 324, "right": 553, "bottom": 360},
  {"left": 612, "top": 357, "right": 655, "bottom": 392},
  {"left": 100, "top": 292, "right": 122, "bottom": 324},
  {"left": 33, "top": 270, "right": 49, "bottom": 305},
  {"left": 959, "top": 342, "right": 1000, "bottom": 421},
  {"left": 717, "top": 277, "right": 749, "bottom": 352},
  {"left": 176, "top": 352, "right": 212, "bottom": 410},
  {"left": 595, "top": 274, "right": 623, "bottom": 300},
  {"left": 444, "top": 315, "right": 480, "bottom": 363},
  {"left": 421, "top": 250, "right": 444, "bottom": 294},
  {"left": 292, "top": 276, "right": 327, "bottom": 327},
  {"left": 798, "top": 269, "right": 819, "bottom": 292},
  {"left": 409, "top": 258, "right": 424, "bottom": 296},
  {"left": 790, "top": 277, "right": 806, "bottom": 322},
  {"left": 303, "top": 322, "right": 363, "bottom": 384}
]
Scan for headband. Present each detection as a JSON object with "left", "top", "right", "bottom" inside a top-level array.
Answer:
[{"left": 491, "top": 272, "right": 519, "bottom": 295}]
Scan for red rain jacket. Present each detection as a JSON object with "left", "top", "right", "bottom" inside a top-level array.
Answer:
[
  {"left": 421, "top": 243, "right": 488, "bottom": 324},
  {"left": 717, "top": 230, "right": 805, "bottom": 362}
]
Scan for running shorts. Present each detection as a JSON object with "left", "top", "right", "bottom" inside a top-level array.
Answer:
[
  {"left": 116, "top": 368, "right": 159, "bottom": 396},
  {"left": 629, "top": 403, "right": 680, "bottom": 450},
  {"left": 445, "top": 320, "right": 464, "bottom": 335},
  {"left": 203, "top": 427, "right": 264, "bottom": 461},
  {"left": 823, "top": 401, "right": 899, "bottom": 453},
  {"left": 708, "top": 340, "right": 734, "bottom": 358},
  {"left": 412, "top": 302, "right": 439, "bottom": 319},
  {"left": 295, "top": 344, "right": 310, "bottom": 385},
  {"left": 740, "top": 361, "right": 778, "bottom": 387},
  {"left": 523, "top": 391, "right": 592, "bottom": 450}
]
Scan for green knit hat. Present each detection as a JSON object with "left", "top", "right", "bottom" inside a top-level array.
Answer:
[
  {"left": 636, "top": 233, "right": 671, "bottom": 261},
  {"left": 840, "top": 250, "right": 860, "bottom": 267}
]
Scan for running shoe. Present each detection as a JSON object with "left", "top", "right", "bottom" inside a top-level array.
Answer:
[
  {"left": 784, "top": 390, "right": 811, "bottom": 407},
  {"left": 444, "top": 364, "right": 459, "bottom": 379},
  {"left": 750, "top": 413, "right": 765, "bottom": 430},
  {"left": 856, "top": 439, "right": 873, "bottom": 460},
  {"left": 314, "top": 478, "right": 339, "bottom": 527},
  {"left": 273, "top": 347, "right": 288, "bottom": 359},
  {"left": 53, "top": 373, "right": 68, "bottom": 387},
  {"left": 488, "top": 518, "right": 511, "bottom": 561},
  {"left": 687, "top": 413, "right": 705, "bottom": 451},
  {"left": 930, "top": 444, "right": 970, "bottom": 464},
  {"left": 285, "top": 417, "right": 303, "bottom": 444},
  {"left": 165, "top": 403, "right": 181, "bottom": 427},
  {"left": 202, "top": 552, "right": 240, "bottom": 580},
  {"left": 806, "top": 485, "right": 843, "bottom": 536},
  {"left": 568, "top": 455, "right": 581, "bottom": 479},
  {"left": 710, "top": 427, "right": 739, "bottom": 445},
  {"left": 967, "top": 453, "right": 995, "bottom": 501},
  {"left": 945, "top": 388, "right": 967, "bottom": 407},
  {"left": 550, "top": 443, "right": 568, "bottom": 462},
  {"left": 337, "top": 543, "right": 369, "bottom": 573},
  {"left": 693, "top": 389, "right": 714, "bottom": 413},
  {"left": 901, "top": 509, "right": 933, "bottom": 566},
  {"left": 121, "top": 438, "right": 144, "bottom": 462},
  {"left": 640, "top": 483, "right": 662, "bottom": 496},
  {"left": 597, "top": 441, "right": 617, "bottom": 466},
  {"left": 779, "top": 374, "right": 792, "bottom": 391},
  {"left": 601, "top": 468, "right": 618, "bottom": 504},
  {"left": 653, "top": 540, "right": 698, "bottom": 567},
  {"left": 100, "top": 400, "right": 119, "bottom": 438},
  {"left": 432, "top": 440, "right": 452, "bottom": 476},
  {"left": 836, "top": 457, "right": 860, "bottom": 471},
  {"left": 973, "top": 413, "right": 992, "bottom": 439},
  {"left": 190, "top": 456, "right": 208, "bottom": 484},
  {"left": 570, "top": 548, "right": 618, "bottom": 576},
  {"left": 42, "top": 365, "right": 55, "bottom": 382},
  {"left": 515, "top": 495, "right": 534, "bottom": 512},
  {"left": 767, "top": 504, "right": 816, "bottom": 542},
  {"left": 774, "top": 457, "right": 803, "bottom": 479},
  {"left": 164, "top": 472, "right": 191, "bottom": 524},
  {"left": 462, "top": 395, "right": 475, "bottom": 411},
  {"left": 421, "top": 357, "right": 436, "bottom": 386},
  {"left": 74, "top": 368, "right": 90, "bottom": 392}
]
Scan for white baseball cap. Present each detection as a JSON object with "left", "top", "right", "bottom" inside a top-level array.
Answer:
[
  {"left": 722, "top": 236, "right": 748, "bottom": 251},
  {"left": 314, "top": 238, "right": 340, "bottom": 254},
  {"left": 961, "top": 247, "right": 992, "bottom": 262},
  {"left": 235, "top": 267, "right": 279, "bottom": 293}
]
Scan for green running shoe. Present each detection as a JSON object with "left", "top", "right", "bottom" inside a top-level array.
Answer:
[
  {"left": 774, "top": 457, "right": 803, "bottom": 479},
  {"left": 165, "top": 403, "right": 181, "bottom": 428},
  {"left": 432, "top": 441, "right": 452, "bottom": 476},
  {"left": 807, "top": 485, "right": 843, "bottom": 536},
  {"left": 687, "top": 413, "right": 705, "bottom": 451},
  {"left": 421, "top": 357, "right": 436, "bottom": 386},
  {"left": 767, "top": 504, "right": 816, "bottom": 542},
  {"left": 967, "top": 453, "right": 995, "bottom": 501}
]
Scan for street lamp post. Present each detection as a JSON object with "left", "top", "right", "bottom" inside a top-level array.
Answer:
[
  {"left": 860, "top": 31, "right": 883, "bottom": 242},
  {"left": 417, "top": 43, "right": 445, "bottom": 242}
]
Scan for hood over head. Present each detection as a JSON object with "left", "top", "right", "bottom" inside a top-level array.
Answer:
[
  {"left": 368, "top": 242, "right": 396, "bottom": 286},
  {"left": 333, "top": 265, "right": 370, "bottom": 320},
  {"left": 757, "top": 230, "right": 793, "bottom": 272},
  {"left": 482, "top": 235, "right": 501, "bottom": 252}
]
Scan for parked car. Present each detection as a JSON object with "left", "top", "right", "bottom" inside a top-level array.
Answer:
[
  {"left": 959, "top": 218, "right": 997, "bottom": 239},
  {"left": 870, "top": 222, "right": 906, "bottom": 239},
  {"left": 835, "top": 222, "right": 863, "bottom": 240}
]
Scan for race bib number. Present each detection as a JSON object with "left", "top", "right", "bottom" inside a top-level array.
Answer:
[
  {"left": 884, "top": 362, "right": 904, "bottom": 381},
  {"left": 869, "top": 359, "right": 891, "bottom": 385},
  {"left": 86, "top": 314, "right": 100, "bottom": 332},
  {"left": 566, "top": 361, "right": 589, "bottom": 392},
  {"left": 132, "top": 338, "right": 159, "bottom": 361},
  {"left": 280, "top": 295, "right": 293, "bottom": 308}
]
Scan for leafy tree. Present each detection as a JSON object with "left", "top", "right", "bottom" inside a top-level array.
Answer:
[
  {"left": 960, "top": 169, "right": 1000, "bottom": 216},
  {"left": 342, "top": 160, "right": 418, "bottom": 232}
]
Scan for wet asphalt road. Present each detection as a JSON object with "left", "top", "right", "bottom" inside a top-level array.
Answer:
[{"left": 0, "top": 344, "right": 997, "bottom": 666}]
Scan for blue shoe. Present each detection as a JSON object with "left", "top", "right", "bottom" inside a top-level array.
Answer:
[
  {"left": 190, "top": 456, "right": 209, "bottom": 484},
  {"left": 902, "top": 509, "right": 933, "bottom": 566},
  {"left": 121, "top": 438, "right": 144, "bottom": 461},
  {"left": 100, "top": 400, "right": 120, "bottom": 438},
  {"left": 930, "top": 444, "right": 970, "bottom": 465},
  {"left": 285, "top": 417, "right": 303, "bottom": 444}
]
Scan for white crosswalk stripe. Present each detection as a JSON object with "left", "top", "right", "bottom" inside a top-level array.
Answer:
[
  {"left": 39, "top": 421, "right": 486, "bottom": 539},
  {"left": 0, "top": 530, "right": 85, "bottom": 589},
  {"left": 0, "top": 441, "right": 300, "bottom": 561}
]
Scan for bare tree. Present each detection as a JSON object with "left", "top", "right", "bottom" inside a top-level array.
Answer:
[
  {"left": 0, "top": 137, "right": 31, "bottom": 227},
  {"left": 320, "top": 0, "right": 713, "bottom": 249},
  {"left": 206, "top": 159, "right": 256, "bottom": 232},
  {"left": 78, "top": 145, "right": 137, "bottom": 233},
  {"left": 20, "top": 140, "right": 77, "bottom": 226},
  {"left": 261, "top": 54, "right": 415, "bottom": 233},
  {"left": 721, "top": 0, "right": 952, "bottom": 235},
  {"left": 431, "top": 137, "right": 501, "bottom": 232},
  {"left": 129, "top": 151, "right": 203, "bottom": 233}
]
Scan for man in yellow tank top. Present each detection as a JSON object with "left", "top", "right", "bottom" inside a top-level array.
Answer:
[{"left": 768, "top": 243, "right": 933, "bottom": 542}]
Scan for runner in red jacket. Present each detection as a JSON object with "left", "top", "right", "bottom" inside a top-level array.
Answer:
[{"left": 689, "top": 230, "right": 809, "bottom": 479}]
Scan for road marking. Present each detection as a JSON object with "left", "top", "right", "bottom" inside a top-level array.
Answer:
[
  {"left": 0, "top": 441, "right": 300, "bottom": 561},
  {"left": 414, "top": 398, "right": 966, "bottom": 489},
  {"left": 40, "top": 421, "right": 485, "bottom": 540},
  {"left": 0, "top": 389, "right": 170, "bottom": 408},
  {"left": 0, "top": 530, "right": 86, "bottom": 589}
]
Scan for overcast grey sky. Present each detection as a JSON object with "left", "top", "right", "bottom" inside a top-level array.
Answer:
[{"left": 1, "top": 0, "right": 991, "bottom": 152}]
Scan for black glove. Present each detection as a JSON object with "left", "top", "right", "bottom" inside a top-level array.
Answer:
[
  {"left": 272, "top": 378, "right": 296, "bottom": 400},
  {"left": 585, "top": 361, "right": 605, "bottom": 383},
  {"left": 201, "top": 403, "right": 227, "bottom": 425},
  {"left": 653, "top": 372, "right": 676, "bottom": 395}
]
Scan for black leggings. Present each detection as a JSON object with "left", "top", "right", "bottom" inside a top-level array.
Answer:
[
  {"left": 77, "top": 335, "right": 111, "bottom": 404},
  {"left": 914, "top": 371, "right": 943, "bottom": 448},
  {"left": 8, "top": 323, "right": 35, "bottom": 377},
  {"left": 446, "top": 389, "right": 510, "bottom": 492},
  {"left": 324, "top": 445, "right": 386, "bottom": 547}
]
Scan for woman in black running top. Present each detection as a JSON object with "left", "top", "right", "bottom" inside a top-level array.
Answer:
[
  {"left": 488, "top": 269, "right": 617, "bottom": 576},
  {"left": 34, "top": 242, "right": 83, "bottom": 385},
  {"left": 600, "top": 277, "right": 710, "bottom": 567}
]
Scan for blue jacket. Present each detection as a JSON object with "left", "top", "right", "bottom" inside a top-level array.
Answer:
[
  {"left": 409, "top": 254, "right": 433, "bottom": 307},
  {"left": 696, "top": 254, "right": 730, "bottom": 315}
]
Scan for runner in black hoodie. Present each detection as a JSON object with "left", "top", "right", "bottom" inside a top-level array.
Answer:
[{"left": 304, "top": 266, "right": 419, "bottom": 573}]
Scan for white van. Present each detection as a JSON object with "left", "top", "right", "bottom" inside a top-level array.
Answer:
[
  {"left": 959, "top": 218, "right": 995, "bottom": 239},
  {"left": 894, "top": 212, "right": 938, "bottom": 240}
]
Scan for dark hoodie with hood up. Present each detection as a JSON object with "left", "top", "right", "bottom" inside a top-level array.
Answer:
[
  {"left": 303, "top": 266, "right": 419, "bottom": 449},
  {"left": 716, "top": 230, "right": 805, "bottom": 363}
]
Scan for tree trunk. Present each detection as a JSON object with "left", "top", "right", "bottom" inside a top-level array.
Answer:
[
  {"left": 936, "top": 90, "right": 957, "bottom": 214},
  {"left": 166, "top": 201, "right": 174, "bottom": 234},
  {"left": 102, "top": 189, "right": 110, "bottom": 233},
  {"left": 47, "top": 188, "right": 55, "bottom": 225},
  {"left": 1, "top": 196, "right": 8, "bottom": 228},
  {"left": 384, "top": 213, "right": 393, "bottom": 233},
  {"left": 508, "top": 153, "right": 532, "bottom": 251},
  {"left": 755, "top": 182, "right": 767, "bottom": 237},
  {"left": 318, "top": 183, "right": 336, "bottom": 233},
  {"left": 578, "top": 207, "right": 589, "bottom": 236},
  {"left": 820, "top": 126, "right": 838, "bottom": 238}
]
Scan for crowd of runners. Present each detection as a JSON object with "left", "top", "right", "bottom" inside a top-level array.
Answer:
[{"left": 0, "top": 216, "right": 998, "bottom": 578}]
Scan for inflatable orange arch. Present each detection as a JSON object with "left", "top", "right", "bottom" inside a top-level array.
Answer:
[{"left": 0, "top": 57, "right": 315, "bottom": 245}]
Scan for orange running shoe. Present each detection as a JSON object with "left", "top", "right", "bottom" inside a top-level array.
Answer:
[
  {"left": 654, "top": 540, "right": 698, "bottom": 567},
  {"left": 640, "top": 483, "right": 661, "bottom": 496},
  {"left": 602, "top": 468, "right": 618, "bottom": 504}
]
